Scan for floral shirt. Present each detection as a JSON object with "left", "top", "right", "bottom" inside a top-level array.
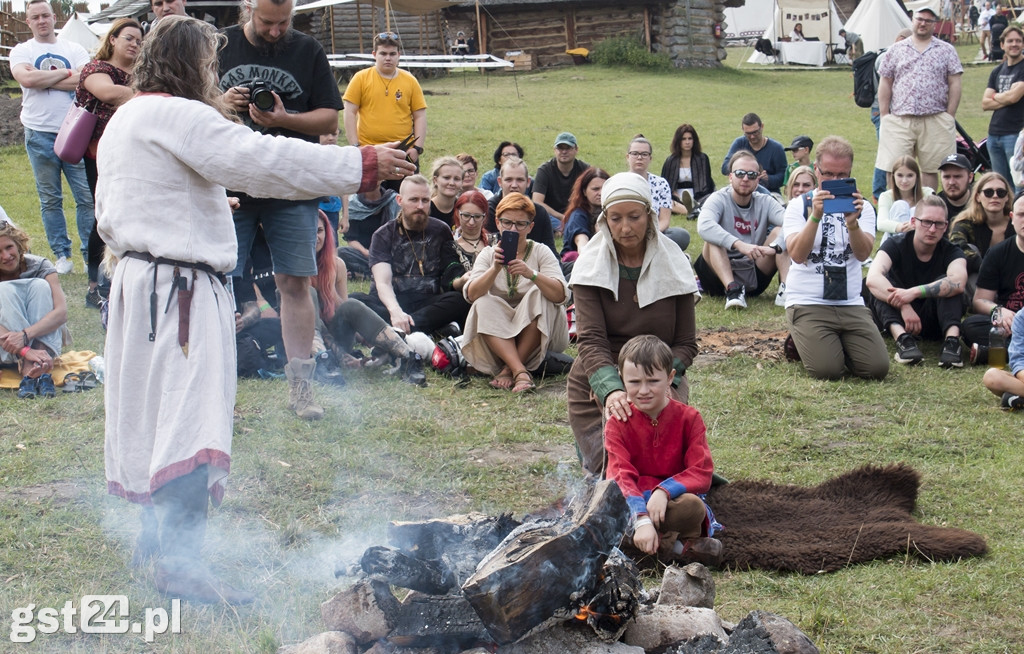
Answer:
[
  {"left": 879, "top": 37, "right": 963, "bottom": 116},
  {"left": 646, "top": 172, "right": 673, "bottom": 212},
  {"left": 75, "top": 59, "right": 131, "bottom": 142}
]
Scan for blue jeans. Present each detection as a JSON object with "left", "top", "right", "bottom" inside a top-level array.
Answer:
[
  {"left": 987, "top": 132, "right": 1018, "bottom": 192},
  {"left": 871, "top": 107, "right": 887, "bottom": 200},
  {"left": 232, "top": 199, "right": 319, "bottom": 278},
  {"left": 24, "top": 127, "right": 94, "bottom": 260}
]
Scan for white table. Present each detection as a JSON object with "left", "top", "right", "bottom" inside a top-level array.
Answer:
[{"left": 777, "top": 41, "right": 828, "bottom": 67}]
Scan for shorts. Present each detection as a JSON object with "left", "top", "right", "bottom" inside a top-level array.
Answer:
[
  {"left": 232, "top": 198, "right": 319, "bottom": 278},
  {"left": 875, "top": 113, "right": 956, "bottom": 174}
]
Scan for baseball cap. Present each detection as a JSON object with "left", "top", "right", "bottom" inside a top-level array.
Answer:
[
  {"left": 554, "top": 132, "right": 577, "bottom": 148},
  {"left": 785, "top": 135, "right": 813, "bottom": 151},
  {"left": 938, "top": 153, "right": 970, "bottom": 170},
  {"left": 915, "top": 4, "right": 940, "bottom": 18}
]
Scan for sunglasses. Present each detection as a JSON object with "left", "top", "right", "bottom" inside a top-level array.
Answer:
[
  {"left": 981, "top": 187, "right": 1009, "bottom": 198},
  {"left": 377, "top": 31, "right": 400, "bottom": 40},
  {"left": 731, "top": 169, "right": 759, "bottom": 180}
]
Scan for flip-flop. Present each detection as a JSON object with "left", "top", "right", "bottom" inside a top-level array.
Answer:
[{"left": 62, "top": 372, "right": 82, "bottom": 393}]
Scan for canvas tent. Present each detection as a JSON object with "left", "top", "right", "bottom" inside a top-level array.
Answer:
[
  {"left": 843, "top": 0, "right": 913, "bottom": 53},
  {"left": 724, "top": 0, "right": 775, "bottom": 42},
  {"left": 745, "top": 0, "right": 846, "bottom": 65}
]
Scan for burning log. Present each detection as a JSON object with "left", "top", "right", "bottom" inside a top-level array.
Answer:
[
  {"left": 461, "top": 480, "right": 630, "bottom": 645},
  {"left": 386, "top": 592, "right": 493, "bottom": 651},
  {"left": 361, "top": 546, "right": 453, "bottom": 595},
  {"left": 387, "top": 512, "right": 521, "bottom": 589},
  {"left": 572, "top": 548, "right": 643, "bottom": 643}
]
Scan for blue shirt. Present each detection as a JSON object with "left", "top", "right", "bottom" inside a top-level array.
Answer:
[{"left": 719, "top": 136, "right": 788, "bottom": 193}]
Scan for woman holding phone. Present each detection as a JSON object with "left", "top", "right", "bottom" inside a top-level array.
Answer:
[{"left": 462, "top": 192, "right": 568, "bottom": 392}]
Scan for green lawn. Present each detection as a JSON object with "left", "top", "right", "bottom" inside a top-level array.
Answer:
[{"left": 1, "top": 55, "right": 1022, "bottom": 653}]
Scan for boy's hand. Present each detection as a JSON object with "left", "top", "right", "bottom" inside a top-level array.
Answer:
[
  {"left": 633, "top": 523, "right": 659, "bottom": 555},
  {"left": 646, "top": 489, "right": 669, "bottom": 528}
]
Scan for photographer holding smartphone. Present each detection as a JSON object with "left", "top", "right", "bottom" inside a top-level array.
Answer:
[
  {"left": 462, "top": 192, "right": 569, "bottom": 393},
  {"left": 783, "top": 136, "right": 890, "bottom": 381}
]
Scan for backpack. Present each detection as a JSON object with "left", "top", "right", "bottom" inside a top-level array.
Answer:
[{"left": 852, "top": 50, "right": 879, "bottom": 108}]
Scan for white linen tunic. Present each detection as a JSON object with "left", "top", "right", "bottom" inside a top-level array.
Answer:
[{"left": 96, "top": 94, "right": 368, "bottom": 505}]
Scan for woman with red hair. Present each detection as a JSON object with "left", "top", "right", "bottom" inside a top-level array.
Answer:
[
  {"left": 462, "top": 193, "right": 569, "bottom": 392},
  {"left": 311, "top": 211, "right": 425, "bottom": 385}
]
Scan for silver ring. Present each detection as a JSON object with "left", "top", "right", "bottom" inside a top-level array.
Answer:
[{"left": 395, "top": 166, "right": 400, "bottom": 174}]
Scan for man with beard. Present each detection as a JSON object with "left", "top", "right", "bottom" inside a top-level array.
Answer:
[
  {"left": 696, "top": 151, "right": 785, "bottom": 309},
  {"left": 349, "top": 175, "right": 470, "bottom": 335},
  {"left": 936, "top": 154, "right": 975, "bottom": 226},
  {"left": 218, "top": 0, "right": 343, "bottom": 420}
]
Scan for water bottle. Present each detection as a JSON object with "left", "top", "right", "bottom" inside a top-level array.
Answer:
[
  {"left": 89, "top": 356, "right": 105, "bottom": 384},
  {"left": 989, "top": 319, "right": 1007, "bottom": 371}
]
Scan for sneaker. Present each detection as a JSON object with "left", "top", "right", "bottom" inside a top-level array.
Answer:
[
  {"left": 17, "top": 376, "right": 38, "bottom": 399},
  {"left": 36, "top": 373, "right": 56, "bottom": 398},
  {"left": 724, "top": 282, "right": 747, "bottom": 310},
  {"left": 398, "top": 352, "right": 427, "bottom": 387},
  {"left": 894, "top": 333, "right": 924, "bottom": 365},
  {"left": 54, "top": 256, "right": 73, "bottom": 274},
  {"left": 1000, "top": 392, "right": 1024, "bottom": 411},
  {"left": 85, "top": 287, "right": 104, "bottom": 308},
  {"left": 938, "top": 336, "right": 964, "bottom": 369},
  {"left": 774, "top": 282, "right": 787, "bottom": 307}
]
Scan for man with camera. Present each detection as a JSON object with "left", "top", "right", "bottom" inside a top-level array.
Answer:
[
  {"left": 348, "top": 175, "right": 469, "bottom": 336},
  {"left": 866, "top": 195, "right": 968, "bottom": 368},
  {"left": 782, "top": 136, "right": 889, "bottom": 381},
  {"left": 218, "top": 0, "right": 343, "bottom": 420},
  {"left": 695, "top": 151, "right": 785, "bottom": 309}
]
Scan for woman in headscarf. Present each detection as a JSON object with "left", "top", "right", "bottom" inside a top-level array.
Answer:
[{"left": 567, "top": 172, "right": 700, "bottom": 475}]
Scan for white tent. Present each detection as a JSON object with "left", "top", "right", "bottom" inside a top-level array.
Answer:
[
  {"left": 724, "top": 0, "right": 775, "bottom": 42},
  {"left": 56, "top": 16, "right": 101, "bottom": 52},
  {"left": 844, "top": 0, "right": 913, "bottom": 53},
  {"left": 746, "top": 0, "right": 846, "bottom": 64}
]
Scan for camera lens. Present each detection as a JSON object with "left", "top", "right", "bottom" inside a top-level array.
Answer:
[{"left": 251, "top": 87, "right": 275, "bottom": 112}]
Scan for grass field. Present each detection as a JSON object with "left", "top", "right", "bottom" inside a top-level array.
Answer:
[{"left": 1, "top": 50, "right": 1023, "bottom": 653}]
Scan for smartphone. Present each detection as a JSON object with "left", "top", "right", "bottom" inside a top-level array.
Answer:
[
  {"left": 498, "top": 230, "right": 519, "bottom": 265},
  {"left": 822, "top": 178, "right": 857, "bottom": 214}
]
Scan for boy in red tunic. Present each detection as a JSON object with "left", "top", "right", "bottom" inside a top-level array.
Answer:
[{"left": 605, "top": 334, "right": 722, "bottom": 566}]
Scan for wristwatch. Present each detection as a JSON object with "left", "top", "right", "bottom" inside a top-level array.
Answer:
[
  {"left": 412, "top": 145, "right": 424, "bottom": 154},
  {"left": 770, "top": 242, "right": 783, "bottom": 254}
]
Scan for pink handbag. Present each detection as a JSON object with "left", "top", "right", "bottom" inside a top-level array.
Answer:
[{"left": 53, "top": 102, "right": 97, "bottom": 164}]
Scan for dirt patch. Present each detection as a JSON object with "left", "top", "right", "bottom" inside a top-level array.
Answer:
[
  {"left": 465, "top": 442, "right": 575, "bottom": 468},
  {"left": 0, "top": 480, "right": 86, "bottom": 504},
  {"left": 0, "top": 94, "right": 23, "bottom": 148},
  {"left": 694, "top": 327, "right": 789, "bottom": 365}
]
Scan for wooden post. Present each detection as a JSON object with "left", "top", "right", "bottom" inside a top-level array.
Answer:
[
  {"left": 328, "top": 5, "right": 335, "bottom": 54},
  {"left": 356, "top": 0, "right": 364, "bottom": 53},
  {"left": 565, "top": 9, "right": 575, "bottom": 50},
  {"left": 644, "top": 7, "right": 651, "bottom": 53},
  {"left": 476, "top": 1, "right": 485, "bottom": 54}
]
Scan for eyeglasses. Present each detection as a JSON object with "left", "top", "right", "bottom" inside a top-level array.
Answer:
[
  {"left": 916, "top": 218, "right": 948, "bottom": 231},
  {"left": 627, "top": 151, "right": 652, "bottom": 159},
  {"left": 500, "top": 150, "right": 518, "bottom": 158},
  {"left": 377, "top": 31, "right": 400, "bottom": 40},
  {"left": 981, "top": 187, "right": 1009, "bottom": 198},
  {"left": 498, "top": 218, "right": 532, "bottom": 230},
  {"left": 743, "top": 127, "right": 763, "bottom": 137},
  {"left": 462, "top": 169, "right": 477, "bottom": 176},
  {"left": 119, "top": 34, "right": 141, "bottom": 44},
  {"left": 914, "top": 16, "right": 936, "bottom": 24},
  {"left": 731, "top": 169, "right": 759, "bottom": 180},
  {"left": 459, "top": 212, "right": 485, "bottom": 223}
]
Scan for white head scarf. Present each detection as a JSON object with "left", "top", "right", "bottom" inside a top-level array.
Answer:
[{"left": 569, "top": 172, "right": 698, "bottom": 307}]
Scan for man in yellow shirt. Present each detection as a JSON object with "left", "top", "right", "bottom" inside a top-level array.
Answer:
[{"left": 343, "top": 32, "right": 427, "bottom": 171}]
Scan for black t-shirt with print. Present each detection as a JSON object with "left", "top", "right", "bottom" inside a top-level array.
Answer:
[{"left": 977, "top": 237, "right": 1024, "bottom": 311}]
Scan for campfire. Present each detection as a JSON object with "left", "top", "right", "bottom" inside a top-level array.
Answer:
[{"left": 283, "top": 481, "right": 820, "bottom": 654}]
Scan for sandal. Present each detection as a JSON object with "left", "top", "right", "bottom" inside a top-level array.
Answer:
[
  {"left": 489, "top": 367, "right": 514, "bottom": 390},
  {"left": 511, "top": 370, "right": 535, "bottom": 393},
  {"left": 62, "top": 372, "right": 82, "bottom": 393},
  {"left": 79, "top": 371, "right": 98, "bottom": 391}
]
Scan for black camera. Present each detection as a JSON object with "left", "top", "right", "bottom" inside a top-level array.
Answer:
[{"left": 246, "top": 79, "right": 275, "bottom": 112}]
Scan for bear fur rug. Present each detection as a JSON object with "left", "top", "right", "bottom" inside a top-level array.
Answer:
[{"left": 705, "top": 464, "right": 988, "bottom": 574}]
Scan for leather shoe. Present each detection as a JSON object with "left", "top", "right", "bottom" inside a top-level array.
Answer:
[
  {"left": 155, "top": 561, "right": 254, "bottom": 605},
  {"left": 435, "top": 321, "right": 462, "bottom": 339},
  {"left": 674, "top": 537, "right": 723, "bottom": 568}
]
